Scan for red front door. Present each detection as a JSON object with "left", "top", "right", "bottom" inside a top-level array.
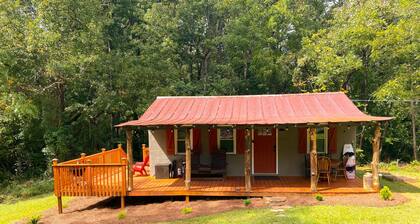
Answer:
[{"left": 253, "top": 128, "right": 276, "bottom": 174}]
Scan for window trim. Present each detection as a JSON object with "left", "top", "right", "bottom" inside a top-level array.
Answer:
[
  {"left": 306, "top": 127, "right": 328, "bottom": 154},
  {"left": 174, "top": 129, "right": 193, "bottom": 155},
  {"left": 217, "top": 128, "right": 236, "bottom": 154}
]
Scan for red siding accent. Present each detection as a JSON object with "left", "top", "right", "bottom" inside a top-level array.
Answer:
[
  {"left": 328, "top": 127, "right": 337, "bottom": 153},
  {"left": 236, "top": 129, "right": 245, "bottom": 154},
  {"left": 298, "top": 128, "right": 307, "bottom": 154},
  {"left": 209, "top": 128, "right": 218, "bottom": 153},
  {"left": 193, "top": 128, "right": 201, "bottom": 152},
  {"left": 166, "top": 128, "right": 175, "bottom": 155}
]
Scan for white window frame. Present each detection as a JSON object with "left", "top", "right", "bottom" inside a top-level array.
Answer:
[
  {"left": 306, "top": 127, "right": 328, "bottom": 154},
  {"left": 217, "top": 128, "right": 236, "bottom": 154},
  {"left": 174, "top": 129, "right": 193, "bottom": 155}
]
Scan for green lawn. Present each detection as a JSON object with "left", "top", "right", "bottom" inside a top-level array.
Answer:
[
  {"left": 0, "top": 194, "right": 69, "bottom": 224},
  {"left": 171, "top": 165, "right": 420, "bottom": 224}
]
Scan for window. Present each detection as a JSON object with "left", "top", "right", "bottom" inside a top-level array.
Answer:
[
  {"left": 307, "top": 127, "right": 328, "bottom": 154},
  {"left": 217, "top": 128, "right": 236, "bottom": 154},
  {"left": 175, "top": 129, "right": 193, "bottom": 154}
]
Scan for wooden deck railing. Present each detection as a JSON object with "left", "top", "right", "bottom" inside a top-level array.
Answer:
[{"left": 52, "top": 145, "right": 128, "bottom": 198}]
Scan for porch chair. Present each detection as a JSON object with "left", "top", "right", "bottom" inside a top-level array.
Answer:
[
  {"left": 317, "top": 156, "right": 331, "bottom": 185},
  {"left": 210, "top": 150, "right": 227, "bottom": 177},
  {"left": 333, "top": 158, "right": 348, "bottom": 180},
  {"left": 133, "top": 155, "right": 150, "bottom": 176}
]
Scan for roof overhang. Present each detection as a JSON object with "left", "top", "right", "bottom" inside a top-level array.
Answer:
[{"left": 115, "top": 92, "right": 393, "bottom": 129}]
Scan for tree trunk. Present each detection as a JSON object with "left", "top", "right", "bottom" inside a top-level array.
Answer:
[
  {"left": 244, "top": 128, "right": 252, "bottom": 192},
  {"left": 185, "top": 129, "right": 191, "bottom": 190},
  {"left": 126, "top": 127, "right": 133, "bottom": 191},
  {"left": 371, "top": 123, "right": 382, "bottom": 191},
  {"left": 411, "top": 100, "right": 418, "bottom": 161},
  {"left": 309, "top": 128, "right": 317, "bottom": 192}
]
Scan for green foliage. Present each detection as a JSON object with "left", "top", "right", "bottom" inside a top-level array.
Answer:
[
  {"left": 181, "top": 207, "right": 193, "bottom": 215},
  {"left": 315, "top": 194, "right": 324, "bottom": 201},
  {"left": 380, "top": 186, "right": 393, "bottom": 200},
  {"left": 117, "top": 210, "right": 127, "bottom": 220},
  {"left": 0, "top": 179, "right": 54, "bottom": 203},
  {"left": 243, "top": 198, "right": 252, "bottom": 206},
  {"left": 28, "top": 215, "right": 41, "bottom": 224},
  {"left": 0, "top": 0, "right": 418, "bottom": 183},
  {"left": 355, "top": 148, "right": 368, "bottom": 165}
]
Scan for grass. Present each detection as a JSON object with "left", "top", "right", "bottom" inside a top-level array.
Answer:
[
  {"left": 170, "top": 208, "right": 278, "bottom": 224},
  {"left": 0, "top": 194, "right": 70, "bottom": 224},
  {"left": 181, "top": 207, "right": 193, "bottom": 214},
  {"left": 168, "top": 163, "right": 420, "bottom": 224},
  {"left": 117, "top": 209, "right": 127, "bottom": 220}
]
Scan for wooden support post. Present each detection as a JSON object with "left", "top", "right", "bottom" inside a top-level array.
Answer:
[
  {"left": 185, "top": 195, "right": 190, "bottom": 204},
  {"left": 309, "top": 128, "right": 318, "bottom": 192},
  {"left": 57, "top": 196, "right": 63, "bottom": 214},
  {"left": 125, "top": 127, "right": 133, "bottom": 191},
  {"left": 86, "top": 159, "right": 92, "bottom": 195},
  {"left": 185, "top": 129, "right": 192, "bottom": 190},
  {"left": 121, "top": 196, "right": 125, "bottom": 210},
  {"left": 121, "top": 157, "right": 127, "bottom": 210},
  {"left": 53, "top": 159, "right": 63, "bottom": 214},
  {"left": 101, "top": 148, "right": 106, "bottom": 163},
  {"left": 372, "top": 123, "right": 382, "bottom": 191},
  {"left": 118, "top": 144, "right": 123, "bottom": 161},
  {"left": 80, "top": 153, "right": 86, "bottom": 164},
  {"left": 244, "top": 128, "right": 252, "bottom": 192},
  {"left": 142, "top": 144, "right": 147, "bottom": 162},
  {"left": 121, "top": 158, "right": 128, "bottom": 195}
]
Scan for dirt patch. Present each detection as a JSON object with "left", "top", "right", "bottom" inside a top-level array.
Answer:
[
  {"left": 39, "top": 197, "right": 265, "bottom": 224},
  {"left": 38, "top": 193, "right": 408, "bottom": 224}
]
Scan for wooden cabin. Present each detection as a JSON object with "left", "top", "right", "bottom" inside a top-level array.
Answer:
[{"left": 52, "top": 92, "right": 392, "bottom": 213}]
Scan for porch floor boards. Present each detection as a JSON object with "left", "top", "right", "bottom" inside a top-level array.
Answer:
[{"left": 129, "top": 176, "right": 371, "bottom": 196}]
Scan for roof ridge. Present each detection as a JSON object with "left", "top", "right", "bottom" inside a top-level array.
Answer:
[{"left": 156, "top": 92, "right": 344, "bottom": 99}]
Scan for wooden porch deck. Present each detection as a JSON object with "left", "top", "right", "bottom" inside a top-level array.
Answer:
[{"left": 129, "top": 176, "right": 371, "bottom": 196}]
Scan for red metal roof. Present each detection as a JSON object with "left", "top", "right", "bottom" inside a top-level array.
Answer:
[{"left": 116, "top": 92, "right": 392, "bottom": 127}]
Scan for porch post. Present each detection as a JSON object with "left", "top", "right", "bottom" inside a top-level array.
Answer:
[
  {"left": 371, "top": 123, "right": 382, "bottom": 191},
  {"left": 185, "top": 128, "right": 192, "bottom": 190},
  {"left": 125, "top": 127, "right": 133, "bottom": 191},
  {"left": 244, "top": 128, "right": 252, "bottom": 192},
  {"left": 309, "top": 127, "right": 317, "bottom": 192}
]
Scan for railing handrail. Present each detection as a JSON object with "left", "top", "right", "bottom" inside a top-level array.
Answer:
[
  {"left": 54, "top": 163, "right": 126, "bottom": 167},
  {"left": 59, "top": 145, "right": 126, "bottom": 165},
  {"left": 52, "top": 145, "right": 129, "bottom": 198}
]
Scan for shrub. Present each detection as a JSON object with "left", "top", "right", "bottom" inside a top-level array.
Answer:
[
  {"left": 27, "top": 215, "right": 41, "bottom": 224},
  {"left": 181, "top": 207, "right": 192, "bottom": 214},
  {"left": 243, "top": 198, "right": 252, "bottom": 206},
  {"left": 315, "top": 194, "right": 324, "bottom": 201},
  {"left": 0, "top": 178, "right": 54, "bottom": 203},
  {"left": 117, "top": 210, "right": 127, "bottom": 220},
  {"left": 380, "top": 186, "right": 392, "bottom": 200}
]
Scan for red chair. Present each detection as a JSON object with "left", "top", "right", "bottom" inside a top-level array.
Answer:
[{"left": 133, "top": 155, "right": 150, "bottom": 176}]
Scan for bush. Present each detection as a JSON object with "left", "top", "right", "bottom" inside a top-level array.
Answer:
[
  {"left": 117, "top": 210, "right": 127, "bottom": 220},
  {"left": 243, "top": 198, "right": 252, "bottom": 206},
  {"left": 0, "top": 178, "right": 54, "bottom": 203},
  {"left": 27, "top": 215, "right": 41, "bottom": 224},
  {"left": 181, "top": 207, "right": 192, "bottom": 214},
  {"left": 380, "top": 186, "right": 392, "bottom": 200},
  {"left": 315, "top": 194, "right": 324, "bottom": 201}
]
